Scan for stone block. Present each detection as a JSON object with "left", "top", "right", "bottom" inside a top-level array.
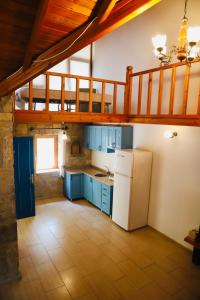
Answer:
[{"left": 0, "top": 95, "right": 13, "bottom": 113}]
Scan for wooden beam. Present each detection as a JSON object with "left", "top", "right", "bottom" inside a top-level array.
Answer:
[
  {"left": 23, "top": 0, "right": 49, "bottom": 70},
  {"left": 97, "top": 0, "right": 117, "bottom": 24},
  {"left": 14, "top": 111, "right": 129, "bottom": 124},
  {"left": 129, "top": 115, "right": 200, "bottom": 127},
  {"left": 0, "top": 0, "right": 160, "bottom": 98}
]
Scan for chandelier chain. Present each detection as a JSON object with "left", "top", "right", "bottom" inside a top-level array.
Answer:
[{"left": 183, "top": 0, "right": 189, "bottom": 19}]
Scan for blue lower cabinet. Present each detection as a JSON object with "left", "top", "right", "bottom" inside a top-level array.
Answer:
[
  {"left": 101, "top": 184, "right": 113, "bottom": 215},
  {"left": 82, "top": 174, "right": 113, "bottom": 216},
  {"left": 92, "top": 180, "right": 102, "bottom": 209},
  {"left": 83, "top": 174, "right": 93, "bottom": 203},
  {"left": 65, "top": 173, "right": 83, "bottom": 200}
]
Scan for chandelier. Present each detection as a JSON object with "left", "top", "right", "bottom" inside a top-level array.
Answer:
[{"left": 152, "top": 0, "right": 200, "bottom": 65}]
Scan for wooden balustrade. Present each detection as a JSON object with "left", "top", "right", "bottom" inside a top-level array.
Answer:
[
  {"left": 14, "top": 71, "right": 127, "bottom": 123},
  {"left": 129, "top": 59, "right": 200, "bottom": 126},
  {"left": 14, "top": 60, "right": 200, "bottom": 126}
]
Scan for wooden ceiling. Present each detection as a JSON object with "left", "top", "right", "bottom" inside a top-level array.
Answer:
[{"left": 0, "top": 0, "right": 161, "bottom": 97}]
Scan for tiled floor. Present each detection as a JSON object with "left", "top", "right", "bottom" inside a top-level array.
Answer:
[{"left": 0, "top": 197, "right": 200, "bottom": 300}]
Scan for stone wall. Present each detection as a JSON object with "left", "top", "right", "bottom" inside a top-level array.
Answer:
[
  {"left": 14, "top": 123, "right": 91, "bottom": 200},
  {"left": 0, "top": 95, "right": 19, "bottom": 283}
]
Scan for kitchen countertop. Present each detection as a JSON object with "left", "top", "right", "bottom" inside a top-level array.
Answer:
[{"left": 65, "top": 166, "right": 114, "bottom": 186}]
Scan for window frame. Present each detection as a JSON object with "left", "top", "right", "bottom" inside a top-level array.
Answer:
[{"left": 35, "top": 135, "right": 58, "bottom": 172}]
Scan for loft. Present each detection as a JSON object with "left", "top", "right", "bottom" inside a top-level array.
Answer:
[{"left": 14, "top": 59, "right": 200, "bottom": 126}]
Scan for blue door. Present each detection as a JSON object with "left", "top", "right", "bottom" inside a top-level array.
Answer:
[{"left": 13, "top": 137, "right": 35, "bottom": 219}]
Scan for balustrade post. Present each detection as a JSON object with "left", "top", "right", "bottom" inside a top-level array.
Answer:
[{"left": 124, "top": 66, "right": 133, "bottom": 115}]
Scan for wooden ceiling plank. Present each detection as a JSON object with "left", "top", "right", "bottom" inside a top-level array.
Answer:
[
  {"left": 23, "top": 0, "right": 50, "bottom": 70},
  {"left": 0, "top": 0, "right": 160, "bottom": 97}
]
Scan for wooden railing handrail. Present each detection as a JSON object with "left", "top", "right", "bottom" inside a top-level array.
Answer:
[
  {"left": 45, "top": 71, "right": 126, "bottom": 86},
  {"left": 130, "top": 58, "right": 200, "bottom": 77}
]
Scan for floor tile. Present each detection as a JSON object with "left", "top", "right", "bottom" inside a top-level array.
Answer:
[
  {"left": 36, "top": 261, "right": 64, "bottom": 292},
  {"left": 46, "top": 286, "right": 72, "bottom": 300}
]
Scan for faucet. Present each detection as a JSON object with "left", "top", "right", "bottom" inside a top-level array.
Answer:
[{"left": 104, "top": 165, "right": 111, "bottom": 176}]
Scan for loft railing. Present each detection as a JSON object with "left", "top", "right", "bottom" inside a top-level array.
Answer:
[
  {"left": 127, "top": 59, "right": 200, "bottom": 126},
  {"left": 14, "top": 71, "right": 128, "bottom": 123},
  {"left": 14, "top": 59, "right": 200, "bottom": 126}
]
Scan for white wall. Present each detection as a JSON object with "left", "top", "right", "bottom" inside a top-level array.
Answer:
[
  {"left": 92, "top": 0, "right": 200, "bottom": 247},
  {"left": 134, "top": 124, "right": 200, "bottom": 246}
]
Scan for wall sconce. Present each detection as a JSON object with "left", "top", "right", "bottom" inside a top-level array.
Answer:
[{"left": 164, "top": 131, "right": 178, "bottom": 139}]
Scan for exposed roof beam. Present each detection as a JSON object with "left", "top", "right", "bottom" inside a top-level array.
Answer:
[
  {"left": 0, "top": 0, "right": 161, "bottom": 97},
  {"left": 23, "top": 0, "right": 49, "bottom": 70},
  {"left": 97, "top": 0, "right": 117, "bottom": 24}
]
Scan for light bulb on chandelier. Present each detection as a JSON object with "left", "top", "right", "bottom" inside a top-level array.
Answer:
[{"left": 152, "top": 0, "right": 200, "bottom": 65}]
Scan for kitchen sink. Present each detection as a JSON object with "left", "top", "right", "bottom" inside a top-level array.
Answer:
[{"left": 94, "top": 173, "right": 107, "bottom": 177}]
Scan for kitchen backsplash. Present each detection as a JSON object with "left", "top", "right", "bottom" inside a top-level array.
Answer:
[{"left": 91, "top": 151, "right": 116, "bottom": 174}]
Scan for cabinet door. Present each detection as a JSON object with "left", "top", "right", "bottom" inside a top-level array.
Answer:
[
  {"left": 92, "top": 180, "right": 102, "bottom": 209},
  {"left": 90, "top": 126, "right": 96, "bottom": 150},
  {"left": 101, "top": 184, "right": 113, "bottom": 215},
  {"left": 107, "top": 127, "right": 115, "bottom": 148},
  {"left": 84, "top": 126, "right": 90, "bottom": 148},
  {"left": 94, "top": 126, "right": 102, "bottom": 151},
  {"left": 121, "top": 127, "right": 133, "bottom": 149},
  {"left": 65, "top": 174, "right": 71, "bottom": 198},
  {"left": 71, "top": 174, "right": 83, "bottom": 199},
  {"left": 83, "top": 175, "right": 93, "bottom": 203},
  {"left": 101, "top": 126, "right": 108, "bottom": 152},
  {"left": 115, "top": 127, "right": 122, "bottom": 149}
]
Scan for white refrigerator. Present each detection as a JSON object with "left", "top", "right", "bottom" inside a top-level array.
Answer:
[{"left": 112, "top": 149, "right": 152, "bottom": 231}]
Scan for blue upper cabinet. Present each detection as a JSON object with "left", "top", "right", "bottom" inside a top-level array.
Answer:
[
  {"left": 65, "top": 173, "right": 83, "bottom": 200},
  {"left": 84, "top": 126, "right": 90, "bottom": 148},
  {"left": 101, "top": 126, "right": 108, "bottom": 152},
  {"left": 94, "top": 126, "right": 102, "bottom": 151},
  {"left": 84, "top": 125, "right": 133, "bottom": 152}
]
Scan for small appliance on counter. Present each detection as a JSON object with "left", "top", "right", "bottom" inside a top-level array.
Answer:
[{"left": 112, "top": 149, "right": 152, "bottom": 231}]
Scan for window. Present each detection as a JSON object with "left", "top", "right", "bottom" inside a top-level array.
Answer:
[
  {"left": 69, "top": 59, "right": 90, "bottom": 90},
  {"left": 35, "top": 135, "right": 58, "bottom": 172}
]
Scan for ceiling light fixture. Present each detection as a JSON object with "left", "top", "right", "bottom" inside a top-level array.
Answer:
[{"left": 152, "top": 0, "right": 200, "bottom": 65}]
